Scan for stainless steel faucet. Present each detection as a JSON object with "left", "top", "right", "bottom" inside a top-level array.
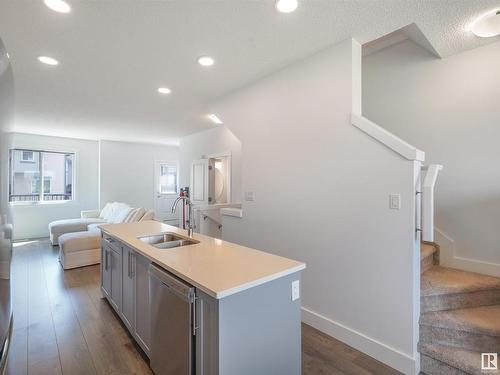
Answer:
[{"left": 171, "top": 196, "right": 194, "bottom": 238}]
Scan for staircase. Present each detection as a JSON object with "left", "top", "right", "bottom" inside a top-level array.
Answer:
[{"left": 419, "top": 243, "right": 500, "bottom": 374}]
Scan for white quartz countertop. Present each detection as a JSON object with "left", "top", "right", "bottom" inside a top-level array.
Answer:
[{"left": 100, "top": 220, "right": 305, "bottom": 299}]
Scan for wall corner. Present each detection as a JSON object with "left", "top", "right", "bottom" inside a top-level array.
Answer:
[{"left": 351, "top": 39, "right": 362, "bottom": 116}]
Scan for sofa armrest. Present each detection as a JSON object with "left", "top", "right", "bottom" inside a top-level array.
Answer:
[{"left": 81, "top": 209, "right": 101, "bottom": 219}]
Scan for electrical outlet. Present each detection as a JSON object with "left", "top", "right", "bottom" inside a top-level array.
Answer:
[
  {"left": 291, "top": 280, "right": 300, "bottom": 301},
  {"left": 389, "top": 194, "right": 401, "bottom": 210},
  {"left": 244, "top": 191, "right": 254, "bottom": 201}
]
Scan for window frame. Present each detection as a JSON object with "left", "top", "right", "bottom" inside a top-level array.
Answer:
[{"left": 9, "top": 148, "right": 76, "bottom": 205}]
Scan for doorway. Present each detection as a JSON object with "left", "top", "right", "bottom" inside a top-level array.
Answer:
[{"left": 153, "top": 160, "right": 179, "bottom": 225}]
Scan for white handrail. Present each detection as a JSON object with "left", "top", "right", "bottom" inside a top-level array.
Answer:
[
  {"left": 351, "top": 113, "right": 425, "bottom": 162},
  {"left": 421, "top": 164, "right": 443, "bottom": 242},
  {"left": 202, "top": 213, "right": 221, "bottom": 227}
]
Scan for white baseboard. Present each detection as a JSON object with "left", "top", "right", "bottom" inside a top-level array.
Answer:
[
  {"left": 435, "top": 227, "right": 500, "bottom": 277},
  {"left": 302, "top": 307, "right": 418, "bottom": 375}
]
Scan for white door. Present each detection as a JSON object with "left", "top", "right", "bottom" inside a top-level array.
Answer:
[
  {"left": 190, "top": 159, "right": 209, "bottom": 206},
  {"left": 154, "top": 161, "right": 179, "bottom": 225}
]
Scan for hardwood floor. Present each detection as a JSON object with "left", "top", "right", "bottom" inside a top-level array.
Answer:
[{"left": 7, "top": 239, "right": 400, "bottom": 375}]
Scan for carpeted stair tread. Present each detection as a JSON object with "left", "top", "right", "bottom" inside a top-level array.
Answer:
[
  {"left": 422, "top": 266, "right": 500, "bottom": 297},
  {"left": 421, "top": 243, "right": 439, "bottom": 274},
  {"left": 421, "top": 305, "right": 500, "bottom": 337},
  {"left": 421, "top": 243, "right": 437, "bottom": 261},
  {"left": 419, "top": 342, "right": 482, "bottom": 375}
]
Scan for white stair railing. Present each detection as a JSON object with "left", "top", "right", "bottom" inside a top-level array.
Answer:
[
  {"left": 202, "top": 213, "right": 222, "bottom": 230},
  {"left": 421, "top": 164, "right": 443, "bottom": 242}
]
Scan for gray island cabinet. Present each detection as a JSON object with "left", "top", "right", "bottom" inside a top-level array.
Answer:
[
  {"left": 100, "top": 221, "right": 305, "bottom": 375},
  {"left": 101, "top": 234, "right": 152, "bottom": 355}
]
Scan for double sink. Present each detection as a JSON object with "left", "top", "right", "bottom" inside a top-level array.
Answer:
[{"left": 138, "top": 232, "right": 199, "bottom": 250}]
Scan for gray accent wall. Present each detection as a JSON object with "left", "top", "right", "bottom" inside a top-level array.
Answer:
[{"left": 218, "top": 272, "right": 302, "bottom": 375}]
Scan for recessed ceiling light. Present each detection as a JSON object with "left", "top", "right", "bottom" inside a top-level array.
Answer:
[
  {"left": 276, "top": 0, "right": 298, "bottom": 13},
  {"left": 44, "top": 0, "right": 71, "bottom": 13},
  {"left": 207, "top": 114, "right": 223, "bottom": 125},
  {"left": 198, "top": 56, "right": 215, "bottom": 67},
  {"left": 38, "top": 56, "right": 59, "bottom": 66},
  {"left": 470, "top": 9, "right": 500, "bottom": 38},
  {"left": 157, "top": 87, "right": 172, "bottom": 95}
]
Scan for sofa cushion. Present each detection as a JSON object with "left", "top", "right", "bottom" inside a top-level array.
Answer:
[
  {"left": 99, "top": 202, "right": 115, "bottom": 220},
  {"left": 49, "top": 218, "right": 107, "bottom": 235},
  {"left": 105, "top": 203, "right": 129, "bottom": 222},
  {"left": 140, "top": 209, "right": 155, "bottom": 221},
  {"left": 125, "top": 207, "right": 146, "bottom": 223},
  {"left": 124, "top": 207, "right": 137, "bottom": 222},
  {"left": 81, "top": 209, "right": 101, "bottom": 219},
  {"left": 59, "top": 231, "right": 101, "bottom": 253},
  {"left": 109, "top": 206, "right": 132, "bottom": 224}
]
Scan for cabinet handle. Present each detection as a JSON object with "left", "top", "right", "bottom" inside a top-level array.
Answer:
[
  {"left": 131, "top": 253, "right": 135, "bottom": 278},
  {"left": 105, "top": 250, "right": 109, "bottom": 271},
  {"left": 128, "top": 251, "right": 131, "bottom": 278},
  {"left": 192, "top": 296, "right": 198, "bottom": 336}
]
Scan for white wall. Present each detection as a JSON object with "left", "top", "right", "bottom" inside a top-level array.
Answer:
[
  {"left": 7, "top": 133, "right": 99, "bottom": 240},
  {"left": 363, "top": 39, "right": 500, "bottom": 276},
  {"left": 0, "top": 38, "right": 14, "bottom": 221},
  {"left": 179, "top": 126, "right": 242, "bottom": 203},
  {"left": 99, "top": 140, "right": 178, "bottom": 209},
  {"left": 215, "top": 39, "right": 420, "bottom": 374}
]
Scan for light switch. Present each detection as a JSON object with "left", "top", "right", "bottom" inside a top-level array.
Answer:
[
  {"left": 389, "top": 194, "right": 401, "bottom": 210},
  {"left": 244, "top": 191, "right": 254, "bottom": 201},
  {"left": 291, "top": 280, "right": 300, "bottom": 301}
]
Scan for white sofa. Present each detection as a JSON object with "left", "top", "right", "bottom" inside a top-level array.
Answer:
[
  {"left": 49, "top": 202, "right": 137, "bottom": 245},
  {"left": 49, "top": 202, "right": 154, "bottom": 269}
]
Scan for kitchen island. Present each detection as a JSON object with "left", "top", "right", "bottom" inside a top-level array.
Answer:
[{"left": 99, "top": 220, "right": 305, "bottom": 375}]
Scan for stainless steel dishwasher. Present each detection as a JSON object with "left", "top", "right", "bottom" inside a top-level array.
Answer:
[{"left": 149, "top": 263, "right": 196, "bottom": 375}]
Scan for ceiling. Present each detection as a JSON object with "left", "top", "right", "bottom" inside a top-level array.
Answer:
[{"left": 0, "top": 0, "right": 499, "bottom": 145}]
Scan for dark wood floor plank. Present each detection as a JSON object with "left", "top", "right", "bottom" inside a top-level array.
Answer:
[
  {"left": 74, "top": 266, "right": 153, "bottom": 375},
  {"left": 302, "top": 323, "right": 366, "bottom": 373},
  {"left": 26, "top": 242, "right": 63, "bottom": 375},
  {"left": 7, "top": 239, "right": 400, "bottom": 375},
  {"left": 6, "top": 326, "right": 28, "bottom": 375},
  {"left": 62, "top": 261, "right": 151, "bottom": 374},
  {"left": 301, "top": 324, "right": 401, "bottom": 375},
  {"left": 6, "top": 242, "right": 30, "bottom": 375},
  {"left": 10, "top": 243, "right": 29, "bottom": 329},
  {"left": 352, "top": 352, "right": 402, "bottom": 375},
  {"left": 39, "top": 243, "right": 98, "bottom": 375},
  {"left": 62, "top": 264, "right": 134, "bottom": 375}
]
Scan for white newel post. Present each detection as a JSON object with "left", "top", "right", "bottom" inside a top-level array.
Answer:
[{"left": 421, "top": 164, "right": 443, "bottom": 242}]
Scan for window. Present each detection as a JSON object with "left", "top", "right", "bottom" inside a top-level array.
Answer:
[
  {"left": 21, "top": 151, "right": 34, "bottom": 162},
  {"left": 30, "top": 177, "right": 51, "bottom": 194},
  {"left": 9, "top": 149, "right": 75, "bottom": 202},
  {"left": 159, "top": 164, "right": 178, "bottom": 194},
  {"left": 31, "top": 177, "right": 39, "bottom": 194}
]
